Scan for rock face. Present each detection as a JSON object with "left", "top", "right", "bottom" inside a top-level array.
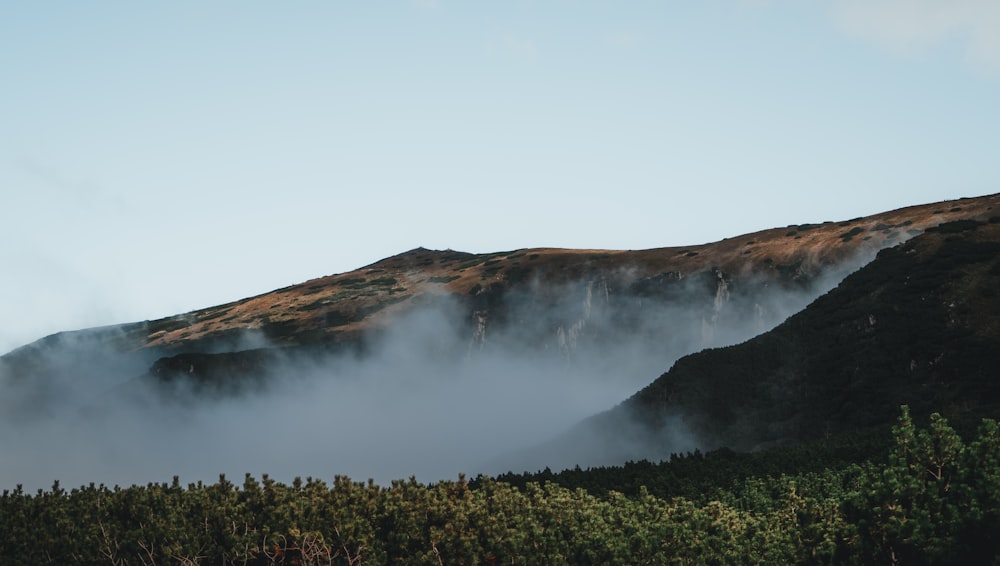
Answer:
[{"left": 2, "top": 194, "right": 999, "bottom": 411}]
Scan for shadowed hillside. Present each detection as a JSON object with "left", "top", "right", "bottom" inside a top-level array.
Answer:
[{"left": 529, "top": 216, "right": 1000, "bottom": 472}]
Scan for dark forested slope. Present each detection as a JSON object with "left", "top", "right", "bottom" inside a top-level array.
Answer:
[{"left": 570, "top": 218, "right": 1000, "bottom": 462}]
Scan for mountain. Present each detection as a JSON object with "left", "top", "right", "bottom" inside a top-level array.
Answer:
[
  {"left": 4, "top": 195, "right": 998, "bottom": 391},
  {"left": 1, "top": 194, "right": 999, "bottom": 485},
  {"left": 526, "top": 214, "right": 1000, "bottom": 472}
]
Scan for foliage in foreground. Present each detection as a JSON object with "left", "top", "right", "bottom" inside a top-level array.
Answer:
[{"left": 3, "top": 408, "right": 1000, "bottom": 565}]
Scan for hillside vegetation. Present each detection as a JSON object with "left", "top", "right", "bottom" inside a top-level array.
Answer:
[{"left": 3, "top": 409, "right": 999, "bottom": 564}]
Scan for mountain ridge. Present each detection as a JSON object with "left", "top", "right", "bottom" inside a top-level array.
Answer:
[
  {"left": 2, "top": 192, "right": 1000, "bottom": 487},
  {"left": 3, "top": 194, "right": 999, "bottom": 409},
  {"left": 6, "top": 193, "right": 996, "bottom": 362}
]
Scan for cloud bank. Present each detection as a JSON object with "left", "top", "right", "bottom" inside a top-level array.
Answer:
[{"left": 0, "top": 255, "right": 870, "bottom": 491}]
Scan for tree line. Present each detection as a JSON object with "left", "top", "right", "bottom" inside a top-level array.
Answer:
[{"left": 2, "top": 407, "right": 999, "bottom": 564}]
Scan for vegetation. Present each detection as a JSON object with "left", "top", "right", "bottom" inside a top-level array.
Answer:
[
  {"left": 3, "top": 408, "right": 999, "bottom": 564},
  {"left": 503, "top": 265, "right": 531, "bottom": 285},
  {"left": 454, "top": 260, "right": 484, "bottom": 270},
  {"left": 490, "top": 426, "right": 894, "bottom": 502},
  {"left": 624, "top": 220, "right": 1000, "bottom": 452},
  {"left": 335, "top": 278, "right": 367, "bottom": 288},
  {"left": 481, "top": 266, "right": 502, "bottom": 279},
  {"left": 839, "top": 227, "right": 865, "bottom": 242}
]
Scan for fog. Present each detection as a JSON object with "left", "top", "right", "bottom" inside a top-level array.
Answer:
[{"left": 0, "top": 256, "right": 871, "bottom": 491}]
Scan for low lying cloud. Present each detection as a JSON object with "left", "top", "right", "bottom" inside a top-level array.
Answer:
[{"left": 0, "top": 254, "right": 871, "bottom": 491}]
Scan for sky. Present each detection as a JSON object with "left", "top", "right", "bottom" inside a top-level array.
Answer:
[{"left": 2, "top": 0, "right": 999, "bottom": 354}]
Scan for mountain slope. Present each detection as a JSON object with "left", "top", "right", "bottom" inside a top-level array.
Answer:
[
  {"left": 4, "top": 194, "right": 998, "bottom": 394},
  {"left": 2, "top": 194, "right": 1000, "bottom": 487},
  {"left": 535, "top": 216, "right": 1000, "bottom": 471},
  {"left": 131, "top": 193, "right": 1000, "bottom": 353}
]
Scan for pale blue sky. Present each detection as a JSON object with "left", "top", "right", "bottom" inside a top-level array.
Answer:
[{"left": 2, "top": 1, "right": 999, "bottom": 352}]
